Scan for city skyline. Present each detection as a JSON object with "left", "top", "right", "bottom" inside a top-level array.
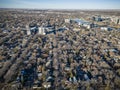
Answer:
[{"left": 0, "top": 0, "right": 120, "bottom": 9}]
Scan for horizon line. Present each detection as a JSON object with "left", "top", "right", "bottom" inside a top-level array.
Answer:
[{"left": 0, "top": 8, "right": 120, "bottom": 11}]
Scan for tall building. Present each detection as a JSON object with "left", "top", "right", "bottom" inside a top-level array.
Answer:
[
  {"left": 65, "top": 19, "right": 70, "bottom": 23},
  {"left": 38, "top": 27, "right": 46, "bottom": 35},
  {"left": 117, "top": 19, "right": 120, "bottom": 24},
  {"left": 111, "top": 17, "right": 120, "bottom": 24},
  {"left": 26, "top": 25, "right": 31, "bottom": 35}
]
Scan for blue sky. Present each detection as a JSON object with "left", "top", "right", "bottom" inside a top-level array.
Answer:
[{"left": 0, "top": 0, "right": 120, "bottom": 9}]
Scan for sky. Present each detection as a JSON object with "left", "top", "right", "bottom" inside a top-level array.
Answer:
[{"left": 0, "top": 0, "right": 120, "bottom": 9}]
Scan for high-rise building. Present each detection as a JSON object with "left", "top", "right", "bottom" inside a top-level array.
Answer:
[
  {"left": 26, "top": 25, "right": 31, "bottom": 35},
  {"left": 111, "top": 17, "right": 120, "bottom": 24},
  {"left": 65, "top": 19, "right": 70, "bottom": 23},
  {"left": 38, "top": 27, "right": 46, "bottom": 35}
]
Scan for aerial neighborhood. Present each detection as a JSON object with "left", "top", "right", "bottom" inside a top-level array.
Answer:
[{"left": 0, "top": 9, "right": 120, "bottom": 90}]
